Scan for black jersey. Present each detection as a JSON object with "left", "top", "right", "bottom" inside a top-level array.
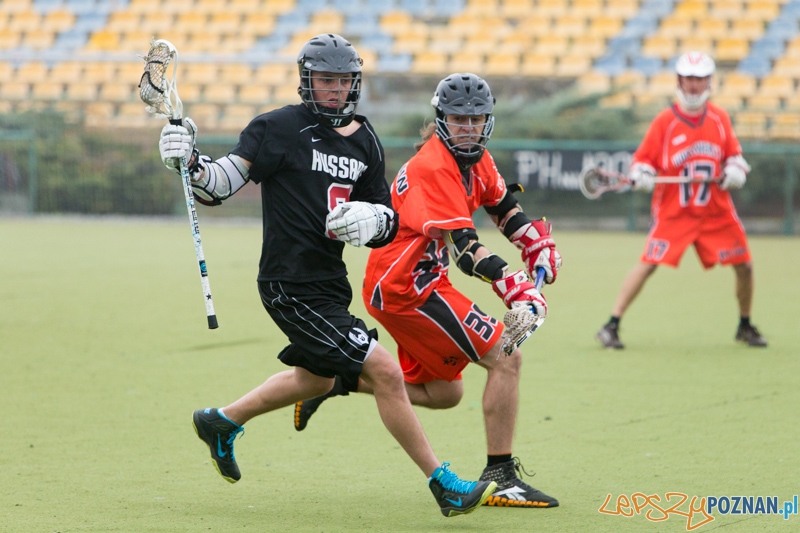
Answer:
[{"left": 230, "top": 104, "right": 391, "bottom": 283}]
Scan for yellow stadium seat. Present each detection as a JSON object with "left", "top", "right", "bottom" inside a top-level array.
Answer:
[
  {"left": 220, "top": 104, "right": 257, "bottom": 131},
  {"left": 449, "top": 51, "right": 485, "bottom": 73},
  {"left": 719, "top": 72, "right": 757, "bottom": 97},
  {"left": 359, "top": 48, "right": 378, "bottom": 73},
  {"left": 273, "top": 83, "right": 301, "bottom": 104},
  {"left": 520, "top": 53, "right": 555, "bottom": 76},
  {"left": 466, "top": 0, "right": 499, "bottom": 15},
  {"left": 716, "top": 38, "right": 749, "bottom": 62},
  {"left": 203, "top": 84, "right": 237, "bottom": 104},
  {"left": 411, "top": 51, "right": 448, "bottom": 74},
  {"left": 614, "top": 70, "right": 647, "bottom": 92},
  {"left": 128, "top": 0, "right": 161, "bottom": 14},
  {"left": 634, "top": 93, "right": 669, "bottom": 108},
  {"left": 100, "top": 82, "right": 137, "bottom": 102},
  {"left": 747, "top": 94, "right": 782, "bottom": 111},
  {"left": 535, "top": 0, "right": 568, "bottom": 17},
  {"left": 42, "top": 10, "right": 75, "bottom": 32},
  {"left": 85, "top": 31, "right": 120, "bottom": 52},
  {"left": 553, "top": 15, "right": 586, "bottom": 38},
  {"left": 309, "top": 10, "right": 344, "bottom": 33},
  {"left": 428, "top": 30, "right": 465, "bottom": 54},
  {"left": 32, "top": 81, "right": 63, "bottom": 100},
  {"left": 14, "top": 61, "right": 48, "bottom": 82},
  {"left": 709, "top": 0, "right": 744, "bottom": 20},
  {"left": 576, "top": 70, "right": 611, "bottom": 95},
  {"left": 484, "top": 52, "right": 521, "bottom": 76},
  {"left": 114, "top": 102, "right": 151, "bottom": 129},
  {"left": 120, "top": 30, "right": 153, "bottom": 53},
  {"left": 210, "top": 12, "right": 241, "bottom": 34},
  {"left": 219, "top": 64, "right": 254, "bottom": 85},
  {"left": 261, "top": 0, "right": 294, "bottom": 15},
  {"left": 680, "top": 36, "right": 713, "bottom": 55},
  {"left": 219, "top": 34, "right": 254, "bottom": 53},
  {"left": 571, "top": 0, "right": 603, "bottom": 16},
  {"left": 392, "top": 35, "right": 428, "bottom": 55},
  {"left": 462, "top": 32, "right": 499, "bottom": 54},
  {"left": 660, "top": 16, "right": 695, "bottom": 38},
  {"left": 713, "top": 94, "right": 744, "bottom": 111},
  {"left": 160, "top": 0, "right": 195, "bottom": 14},
  {"left": 253, "top": 63, "right": 294, "bottom": 86},
  {"left": 730, "top": 19, "right": 764, "bottom": 41},
  {"left": 500, "top": 0, "right": 534, "bottom": 18},
  {"left": 175, "top": 12, "right": 208, "bottom": 32},
  {"left": 229, "top": 0, "right": 263, "bottom": 14},
  {"left": 141, "top": 13, "right": 174, "bottom": 33},
  {"left": 66, "top": 82, "right": 98, "bottom": 102},
  {"left": 117, "top": 62, "right": 146, "bottom": 83},
  {"left": 0, "top": 0, "right": 32, "bottom": 14},
  {"left": 184, "top": 103, "right": 220, "bottom": 128},
  {"left": 786, "top": 93, "right": 800, "bottom": 111},
  {"left": 535, "top": 35, "right": 569, "bottom": 55},
  {"left": 589, "top": 16, "right": 623, "bottom": 38},
  {"left": 0, "top": 61, "right": 12, "bottom": 79},
  {"left": 769, "top": 113, "right": 800, "bottom": 140},
  {"left": 187, "top": 32, "right": 221, "bottom": 53},
  {"left": 696, "top": 19, "right": 728, "bottom": 40},
  {"left": 641, "top": 36, "right": 677, "bottom": 59},
  {"left": 0, "top": 29, "right": 19, "bottom": 50},
  {"left": 599, "top": 91, "right": 633, "bottom": 108},
  {"left": 82, "top": 63, "right": 118, "bottom": 83},
  {"left": 773, "top": 56, "right": 800, "bottom": 77},
  {"left": 22, "top": 30, "right": 55, "bottom": 50},
  {"left": 195, "top": 0, "right": 227, "bottom": 13},
  {"left": 605, "top": 0, "right": 638, "bottom": 18},
  {"left": 107, "top": 12, "right": 140, "bottom": 32},
  {"left": 240, "top": 13, "right": 275, "bottom": 36},
  {"left": 175, "top": 82, "right": 201, "bottom": 103},
  {"left": 516, "top": 15, "right": 551, "bottom": 36},
  {"left": 556, "top": 54, "right": 591, "bottom": 77},
  {"left": 238, "top": 84, "right": 272, "bottom": 105},
  {"left": 571, "top": 35, "right": 606, "bottom": 58},
  {"left": 648, "top": 71, "right": 677, "bottom": 97},
  {"left": 183, "top": 63, "right": 218, "bottom": 84},
  {"left": 734, "top": 111, "right": 767, "bottom": 138},
  {"left": 745, "top": 1, "right": 780, "bottom": 21},
  {"left": 496, "top": 29, "right": 533, "bottom": 54},
  {"left": 673, "top": 0, "right": 708, "bottom": 20},
  {"left": 8, "top": 11, "right": 40, "bottom": 32},
  {"left": 759, "top": 75, "right": 795, "bottom": 98},
  {"left": 381, "top": 11, "right": 414, "bottom": 34},
  {"left": 0, "top": 82, "right": 29, "bottom": 100}
]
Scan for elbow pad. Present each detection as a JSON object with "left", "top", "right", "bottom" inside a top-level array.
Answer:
[
  {"left": 190, "top": 153, "right": 250, "bottom": 205},
  {"left": 446, "top": 229, "right": 508, "bottom": 282}
]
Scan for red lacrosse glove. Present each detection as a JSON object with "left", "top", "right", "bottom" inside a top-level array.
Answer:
[
  {"left": 492, "top": 269, "right": 547, "bottom": 317},
  {"left": 509, "top": 219, "right": 562, "bottom": 284}
]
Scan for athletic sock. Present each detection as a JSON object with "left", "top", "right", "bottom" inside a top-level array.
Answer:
[
  {"left": 609, "top": 316, "right": 621, "bottom": 327},
  {"left": 487, "top": 454, "right": 513, "bottom": 467},
  {"left": 739, "top": 316, "right": 751, "bottom": 328}
]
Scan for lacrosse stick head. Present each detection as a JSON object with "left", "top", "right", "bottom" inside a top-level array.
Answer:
[
  {"left": 501, "top": 305, "right": 546, "bottom": 356},
  {"left": 138, "top": 38, "right": 183, "bottom": 121},
  {"left": 578, "top": 166, "right": 629, "bottom": 200}
]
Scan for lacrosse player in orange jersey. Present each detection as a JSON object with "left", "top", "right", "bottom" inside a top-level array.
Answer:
[
  {"left": 596, "top": 51, "right": 767, "bottom": 349},
  {"left": 295, "top": 73, "right": 563, "bottom": 508}
]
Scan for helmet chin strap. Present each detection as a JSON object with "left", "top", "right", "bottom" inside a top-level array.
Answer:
[{"left": 676, "top": 88, "right": 709, "bottom": 110}]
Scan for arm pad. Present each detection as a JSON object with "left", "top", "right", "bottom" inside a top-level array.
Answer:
[
  {"left": 190, "top": 153, "right": 250, "bottom": 205},
  {"left": 446, "top": 229, "right": 508, "bottom": 282}
]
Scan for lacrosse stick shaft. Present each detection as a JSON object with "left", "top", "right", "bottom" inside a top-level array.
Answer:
[{"left": 534, "top": 266, "right": 545, "bottom": 291}]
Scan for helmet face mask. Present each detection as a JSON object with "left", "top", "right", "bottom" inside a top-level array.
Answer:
[
  {"left": 431, "top": 73, "right": 495, "bottom": 169},
  {"left": 675, "top": 51, "right": 715, "bottom": 110},
  {"left": 297, "top": 33, "right": 363, "bottom": 128}
]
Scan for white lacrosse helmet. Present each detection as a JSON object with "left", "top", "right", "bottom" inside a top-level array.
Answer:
[{"left": 675, "top": 51, "right": 715, "bottom": 110}]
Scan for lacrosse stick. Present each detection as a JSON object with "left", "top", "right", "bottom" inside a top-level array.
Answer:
[
  {"left": 139, "top": 38, "right": 218, "bottom": 329},
  {"left": 579, "top": 166, "right": 718, "bottom": 200},
  {"left": 500, "top": 267, "right": 547, "bottom": 356}
]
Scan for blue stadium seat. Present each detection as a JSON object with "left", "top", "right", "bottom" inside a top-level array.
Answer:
[
  {"left": 765, "top": 17, "right": 799, "bottom": 41},
  {"left": 619, "top": 15, "right": 659, "bottom": 39},
  {"left": 363, "top": 0, "right": 397, "bottom": 15},
  {"left": 377, "top": 53, "right": 413, "bottom": 73},
  {"left": 431, "top": 0, "right": 464, "bottom": 18},
  {"left": 783, "top": 0, "right": 800, "bottom": 19},
  {"left": 65, "top": 0, "right": 112, "bottom": 15},
  {"left": 639, "top": 0, "right": 675, "bottom": 19},
  {"left": 738, "top": 55, "right": 773, "bottom": 78},
  {"left": 295, "top": 0, "right": 327, "bottom": 13},
  {"left": 344, "top": 13, "right": 380, "bottom": 37},
  {"left": 358, "top": 31, "right": 394, "bottom": 51},
  {"left": 33, "top": 0, "right": 65, "bottom": 13},
  {"left": 593, "top": 54, "right": 627, "bottom": 76},
  {"left": 249, "top": 35, "right": 291, "bottom": 55},
  {"left": 631, "top": 55, "right": 662, "bottom": 77},
  {"left": 72, "top": 13, "right": 107, "bottom": 33},
  {"left": 273, "top": 12, "right": 310, "bottom": 36},
  {"left": 331, "top": 0, "right": 361, "bottom": 16},
  {"left": 751, "top": 37, "right": 786, "bottom": 60},
  {"left": 399, "top": 0, "right": 430, "bottom": 17},
  {"left": 54, "top": 29, "right": 88, "bottom": 50},
  {"left": 607, "top": 36, "right": 642, "bottom": 57}
]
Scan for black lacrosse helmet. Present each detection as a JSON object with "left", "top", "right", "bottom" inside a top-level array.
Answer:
[
  {"left": 431, "top": 73, "right": 496, "bottom": 169},
  {"left": 297, "top": 33, "right": 363, "bottom": 128}
]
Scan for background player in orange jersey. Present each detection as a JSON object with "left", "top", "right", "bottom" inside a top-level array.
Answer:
[
  {"left": 596, "top": 51, "right": 767, "bottom": 349},
  {"left": 296, "top": 73, "right": 563, "bottom": 508}
]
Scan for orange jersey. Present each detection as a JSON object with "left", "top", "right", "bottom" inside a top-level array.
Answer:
[
  {"left": 363, "top": 136, "right": 507, "bottom": 312},
  {"left": 633, "top": 103, "right": 743, "bottom": 220}
]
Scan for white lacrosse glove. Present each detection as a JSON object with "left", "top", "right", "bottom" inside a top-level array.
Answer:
[
  {"left": 491, "top": 269, "right": 548, "bottom": 317},
  {"left": 629, "top": 162, "right": 656, "bottom": 192},
  {"left": 720, "top": 155, "right": 750, "bottom": 190},
  {"left": 159, "top": 117, "right": 197, "bottom": 172},
  {"left": 509, "top": 219, "right": 562, "bottom": 284},
  {"left": 326, "top": 201, "right": 392, "bottom": 247}
]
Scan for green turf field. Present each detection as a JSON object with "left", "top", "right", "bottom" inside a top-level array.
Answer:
[{"left": 2, "top": 217, "right": 798, "bottom": 532}]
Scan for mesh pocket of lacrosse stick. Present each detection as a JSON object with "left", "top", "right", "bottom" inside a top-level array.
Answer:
[
  {"left": 138, "top": 38, "right": 182, "bottom": 121},
  {"left": 499, "top": 268, "right": 546, "bottom": 356},
  {"left": 579, "top": 167, "right": 625, "bottom": 200}
]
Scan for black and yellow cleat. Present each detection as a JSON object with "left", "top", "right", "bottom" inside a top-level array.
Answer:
[
  {"left": 192, "top": 408, "right": 244, "bottom": 483},
  {"left": 429, "top": 462, "right": 497, "bottom": 517},
  {"left": 480, "top": 458, "right": 559, "bottom": 508}
]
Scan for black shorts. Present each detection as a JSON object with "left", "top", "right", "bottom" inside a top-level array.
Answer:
[{"left": 258, "top": 277, "right": 377, "bottom": 392}]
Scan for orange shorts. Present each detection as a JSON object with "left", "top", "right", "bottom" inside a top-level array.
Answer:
[
  {"left": 366, "top": 283, "right": 504, "bottom": 384},
  {"left": 641, "top": 211, "right": 751, "bottom": 268}
]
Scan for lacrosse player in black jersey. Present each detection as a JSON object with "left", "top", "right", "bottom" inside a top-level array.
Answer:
[{"left": 157, "top": 33, "right": 495, "bottom": 517}]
